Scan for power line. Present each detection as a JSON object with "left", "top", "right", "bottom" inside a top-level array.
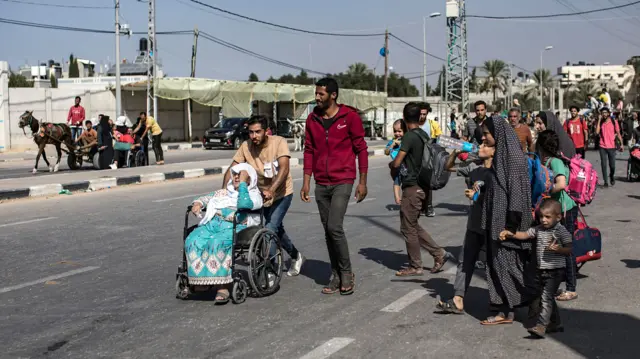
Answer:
[
  {"left": 0, "top": 0, "right": 110, "bottom": 9},
  {"left": 388, "top": 33, "right": 446, "bottom": 62},
  {"left": 186, "top": 0, "right": 383, "bottom": 37},
  {"left": 0, "top": 17, "right": 193, "bottom": 35},
  {"left": 468, "top": 0, "right": 640, "bottom": 19},
  {"left": 199, "top": 31, "right": 328, "bottom": 76}
]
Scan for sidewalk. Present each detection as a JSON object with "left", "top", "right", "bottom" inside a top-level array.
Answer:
[{"left": 0, "top": 148, "right": 386, "bottom": 201}]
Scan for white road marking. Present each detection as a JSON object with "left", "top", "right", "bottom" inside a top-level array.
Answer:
[
  {"left": 152, "top": 194, "right": 199, "bottom": 203},
  {"left": 380, "top": 289, "right": 429, "bottom": 312},
  {"left": 0, "top": 217, "right": 57, "bottom": 228},
  {"left": 299, "top": 337, "right": 355, "bottom": 359},
  {"left": 0, "top": 266, "right": 100, "bottom": 294}
]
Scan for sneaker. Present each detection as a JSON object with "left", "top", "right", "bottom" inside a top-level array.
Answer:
[
  {"left": 287, "top": 252, "right": 305, "bottom": 276},
  {"left": 426, "top": 206, "right": 435, "bottom": 217},
  {"left": 109, "top": 163, "right": 117, "bottom": 170},
  {"left": 527, "top": 324, "right": 546, "bottom": 338}
]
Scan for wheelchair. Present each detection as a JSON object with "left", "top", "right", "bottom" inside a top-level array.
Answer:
[{"left": 175, "top": 205, "right": 283, "bottom": 303}]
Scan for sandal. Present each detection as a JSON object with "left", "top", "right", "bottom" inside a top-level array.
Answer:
[
  {"left": 480, "top": 312, "right": 514, "bottom": 326},
  {"left": 395, "top": 267, "right": 423, "bottom": 277},
  {"left": 321, "top": 274, "right": 340, "bottom": 295},
  {"left": 556, "top": 291, "right": 578, "bottom": 301},
  {"left": 340, "top": 273, "right": 355, "bottom": 295},
  {"left": 215, "top": 289, "right": 230, "bottom": 304},
  {"left": 435, "top": 298, "right": 464, "bottom": 314}
]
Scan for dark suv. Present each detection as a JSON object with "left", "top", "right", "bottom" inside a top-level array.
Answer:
[{"left": 202, "top": 117, "right": 249, "bottom": 150}]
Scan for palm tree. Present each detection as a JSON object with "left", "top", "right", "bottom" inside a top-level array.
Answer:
[
  {"left": 567, "top": 79, "right": 597, "bottom": 107},
  {"left": 480, "top": 60, "right": 507, "bottom": 104},
  {"left": 624, "top": 57, "right": 640, "bottom": 106},
  {"left": 525, "top": 69, "right": 554, "bottom": 101}
]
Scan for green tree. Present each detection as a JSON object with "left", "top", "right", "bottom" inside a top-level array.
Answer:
[
  {"left": 431, "top": 65, "right": 445, "bottom": 97},
  {"left": 567, "top": 79, "right": 597, "bottom": 107},
  {"left": 469, "top": 67, "right": 478, "bottom": 93},
  {"left": 248, "top": 73, "right": 259, "bottom": 82},
  {"left": 480, "top": 60, "right": 508, "bottom": 104},
  {"left": 68, "top": 54, "right": 80, "bottom": 78},
  {"left": 8, "top": 72, "right": 32, "bottom": 88},
  {"left": 524, "top": 69, "right": 553, "bottom": 107}
]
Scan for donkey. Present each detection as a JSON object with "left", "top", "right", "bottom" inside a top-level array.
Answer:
[
  {"left": 287, "top": 118, "right": 305, "bottom": 152},
  {"left": 18, "top": 111, "right": 74, "bottom": 174}
]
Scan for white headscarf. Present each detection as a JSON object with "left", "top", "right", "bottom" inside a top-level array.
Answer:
[
  {"left": 115, "top": 115, "right": 133, "bottom": 128},
  {"left": 198, "top": 163, "right": 263, "bottom": 227}
]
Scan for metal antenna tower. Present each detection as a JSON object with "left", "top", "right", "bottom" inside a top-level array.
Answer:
[{"left": 445, "top": 0, "right": 469, "bottom": 112}]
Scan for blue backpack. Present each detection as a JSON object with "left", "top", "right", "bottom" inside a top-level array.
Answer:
[{"left": 527, "top": 153, "right": 554, "bottom": 209}]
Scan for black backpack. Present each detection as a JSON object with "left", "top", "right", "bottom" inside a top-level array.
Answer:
[{"left": 414, "top": 130, "right": 451, "bottom": 190}]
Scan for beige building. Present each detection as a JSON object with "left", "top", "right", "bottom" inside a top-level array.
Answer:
[{"left": 557, "top": 62, "right": 634, "bottom": 94}]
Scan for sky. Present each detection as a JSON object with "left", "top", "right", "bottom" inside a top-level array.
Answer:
[{"left": 2, "top": 0, "right": 640, "bottom": 89}]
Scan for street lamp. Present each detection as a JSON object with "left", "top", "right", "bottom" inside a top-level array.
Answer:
[
  {"left": 539, "top": 45, "right": 553, "bottom": 110},
  {"left": 423, "top": 12, "right": 441, "bottom": 101}
]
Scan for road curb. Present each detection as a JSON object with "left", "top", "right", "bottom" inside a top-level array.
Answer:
[{"left": 0, "top": 151, "right": 382, "bottom": 201}]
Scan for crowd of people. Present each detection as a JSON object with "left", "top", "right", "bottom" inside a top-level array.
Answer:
[
  {"left": 179, "top": 77, "right": 637, "bottom": 338},
  {"left": 67, "top": 96, "right": 165, "bottom": 170}
]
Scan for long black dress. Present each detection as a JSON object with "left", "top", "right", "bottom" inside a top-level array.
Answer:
[{"left": 97, "top": 117, "right": 114, "bottom": 170}]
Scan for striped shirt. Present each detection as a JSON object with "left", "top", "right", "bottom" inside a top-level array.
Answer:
[{"left": 527, "top": 223, "right": 572, "bottom": 270}]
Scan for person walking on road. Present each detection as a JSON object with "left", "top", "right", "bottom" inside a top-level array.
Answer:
[
  {"left": 301, "top": 77, "right": 368, "bottom": 296},
  {"left": 67, "top": 96, "right": 85, "bottom": 143},
  {"left": 389, "top": 102, "right": 450, "bottom": 276},
  {"left": 224, "top": 115, "right": 305, "bottom": 276},
  {"left": 417, "top": 103, "right": 436, "bottom": 217},
  {"left": 595, "top": 107, "right": 624, "bottom": 187},
  {"left": 564, "top": 106, "right": 589, "bottom": 158},
  {"left": 139, "top": 111, "right": 164, "bottom": 165}
]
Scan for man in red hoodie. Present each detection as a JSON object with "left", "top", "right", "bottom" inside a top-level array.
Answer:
[
  {"left": 301, "top": 77, "right": 368, "bottom": 296},
  {"left": 67, "top": 96, "right": 86, "bottom": 142}
]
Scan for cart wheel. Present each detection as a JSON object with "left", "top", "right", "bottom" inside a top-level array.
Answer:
[
  {"left": 231, "top": 279, "right": 248, "bottom": 304},
  {"left": 175, "top": 274, "right": 190, "bottom": 300},
  {"left": 92, "top": 152, "right": 100, "bottom": 170},
  {"left": 67, "top": 151, "right": 80, "bottom": 170}
]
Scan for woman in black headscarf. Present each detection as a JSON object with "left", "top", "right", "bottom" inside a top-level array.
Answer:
[
  {"left": 97, "top": 115, "right": 114, "bottom": 170},
  {"left": 480, "top": 116, "right": 536, "bottom": 325},
  {"left": 535, "top": 111, "right": 576, "bottom": 158}
]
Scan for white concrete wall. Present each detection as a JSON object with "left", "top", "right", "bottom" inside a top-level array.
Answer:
[{"left": 0, "top": 75, "right": 221, "bottom": 150}]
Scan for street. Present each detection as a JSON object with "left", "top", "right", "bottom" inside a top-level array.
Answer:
[
  {"left": 0, "top": 141, "right": 389, "bottom": 180},
  {"left": 0, "top": 154, "right": 639, "bottom": 359}
]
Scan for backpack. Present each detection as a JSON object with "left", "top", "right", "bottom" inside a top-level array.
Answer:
[
  {"left": 561, "top": 153, "right": 598, "bottom": 205},
  {"left": 563, "top": 117, "right": 586, "bottom": 137},
  {"left": 415, "top": 129, "right": 451, "bottom": 190},
  {"left": 527, "top": 153, "right": 554, "bottom": 209}
]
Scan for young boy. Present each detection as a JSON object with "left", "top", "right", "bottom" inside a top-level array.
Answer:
[
  {"left": 385, "top": 119, "right": 406, "bottom": 204},
  {"left": 500, "top": 198, "right": 573, "bottom": 338}
]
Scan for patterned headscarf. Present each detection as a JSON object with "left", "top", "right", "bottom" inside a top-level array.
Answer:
[
  {"left": 540, "top": 111, "right": 576, "bottom": 158},
  {"left": 482, "top": 116, "right": 533, "bottom": 249}
]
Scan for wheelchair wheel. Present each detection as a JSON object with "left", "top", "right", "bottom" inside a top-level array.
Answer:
[
  {"left": 135, "top": 151, "right": 146, "bottom": 167},
  {"left": 175, "top": 274, "right": 190, "bottom": 300},
  {"left": 231, "top": 279, "right": 248, "bottom": 304},
  {"left": 247, "top": 228, "right": 283, "bottom": 297}
]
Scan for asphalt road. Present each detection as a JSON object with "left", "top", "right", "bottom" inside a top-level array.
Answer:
[
  {"left": 1, "top": 154, "right": 639, "bottom": 358},
  {"left": 0, "top": 141, "right": 388, "bottom": 180}
]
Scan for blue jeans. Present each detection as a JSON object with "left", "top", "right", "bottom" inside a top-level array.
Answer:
[
  {"left": 71, "top": 127, "right": 83, "bottom": 142},
  {"left": 265, "top": 194, "right": 299, "bottom": 259}
]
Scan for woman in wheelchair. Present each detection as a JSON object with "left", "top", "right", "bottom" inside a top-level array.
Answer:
[{"left": 185, "top": 163, "right": 263, "bottom": 303}]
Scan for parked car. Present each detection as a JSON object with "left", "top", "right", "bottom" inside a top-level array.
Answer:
[{"left": 202, "top": 117, "right": 249, "bottom": 150}]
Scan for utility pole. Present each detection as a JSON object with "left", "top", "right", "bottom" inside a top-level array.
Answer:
[
  {"left": 383, "top": 29, "right": 389, "bottom": 138},
  {"left": 187, "top": 27, "right": 199, "bottom": 143},
  {"left": 508, "top": 63, "right": 513, "bottom": 109},
  {"left": 445, "top": 0, "right": 468, "bottom": 114},
  {"left": 146, "top": 0, "right": 153, "bottom": 117},
  {"left": 151, "top": 0, "right": 158, "bottom": 121},
  {"left": 115, "top": 0, "right": 122, "bottom": 117}
]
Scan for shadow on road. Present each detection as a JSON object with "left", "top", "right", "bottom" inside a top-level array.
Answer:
[
  {"left": 358, "top": 247, "right": 406, "bottom": 271},
  {"left": 435, "top": 203, "right": 469, "bottom": 213},
  {"left": 299, "top": 258, "right": 331, "bottom": 285},
  {"left": 628, "top": 195, "right": 640, "bottom": 200},
  {"left": 620, "top": 259, "right": 640, "bottom": 268}
]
